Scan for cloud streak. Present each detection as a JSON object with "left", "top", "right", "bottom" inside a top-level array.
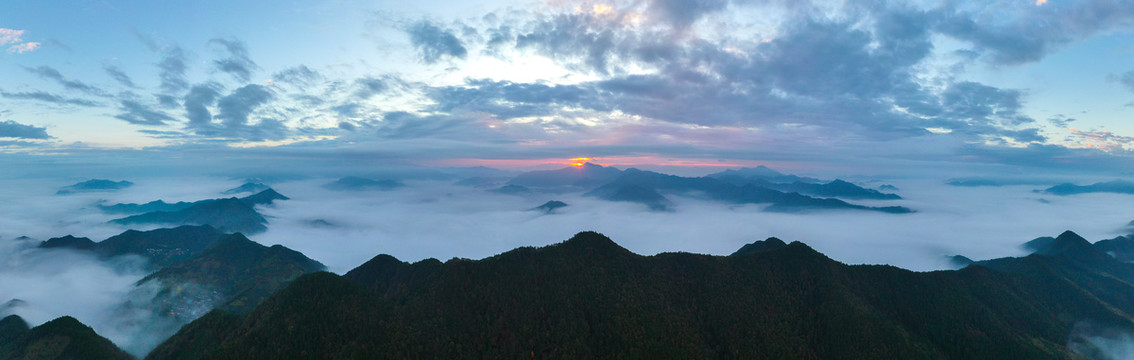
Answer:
[{"left": 0, "top": 120, "right": 50, "bottom": 139}]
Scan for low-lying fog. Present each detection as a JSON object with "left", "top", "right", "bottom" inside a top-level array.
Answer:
[{"left": 1, "top": 173, "right": 1132, "bottom": 354}]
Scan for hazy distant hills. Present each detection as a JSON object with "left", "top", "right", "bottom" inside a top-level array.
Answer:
[
  {"left": 586, "top": 168, "right": 911, "bottom": 213},
  {"left": 706, "top": 165, "right": 821, "bottom": 183},
  {"left": 324, "top": 177, "right": 404, "bottom": 191},
  {"left": 97, "top": 189, "right": 288, "bottom": 234},
  {"left": 503, "top": 164, "right": 909, "bottom": 212},
  {"left": 221, "top": 182, "right": 270, "bottom": 195},
  {"left": 148, "top": 230, "right": 1134, "bottom": 359},
  {"left": 0, "top": 315, "right": 132, "bottom": 360},
  {"left": 1041, "top": 180, "right": 1134, "bottom": 195},
  {"left": 507, "top": 162, "right": 623, "bottom": 189},
  {"left": 708, "top": 167, "right": 900, "bottom": 200},
  {"left": 56, "top": 179, "right": 133, "bottom": 195}
]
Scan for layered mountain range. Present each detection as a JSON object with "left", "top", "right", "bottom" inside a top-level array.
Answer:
[
  {"left": 98, "top": 188, "right": 288, "bottom": 234},
  {"left": 494, "top": 163, "right": 910, "bottom": 213},
  {"left": 127, "top": 229, "right": 1134, "bottom": 359}
]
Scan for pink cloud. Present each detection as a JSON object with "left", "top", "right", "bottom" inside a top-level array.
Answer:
[
  {"left": 1067, "top": 128, "right": 1134, "bottom": 153},
  {"left": 7, "top": 42, "right": 40, "bottom": 54},
  {"left": 0, "top": 28, "right": 25, "bottom": 46}
]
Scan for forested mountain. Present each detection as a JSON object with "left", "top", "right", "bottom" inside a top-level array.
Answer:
[
  {"left": 39, "top": 225, "right": 228, "bottom": 268},
  {"left": 0, "top": 315, "right": 133, "bottom": 360},
  {"left": 137, "top": 233, "right": 326, "bottom": 316},
  {"left": 148, "top": 231, "right": 1133, "bottom": 359}
]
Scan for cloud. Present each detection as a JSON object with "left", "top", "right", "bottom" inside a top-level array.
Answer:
[
  {"left": 104, "top": 65, "right": 136, "bottom": 88},
  {"left": 0, "top": 90, "right": 100, "bottom": 107},
  {"left": 158, "top": 46, "right": 188, "bottom": 94},
  {"left": 114, "top": 100, "right": 176, "bottom": 126},
  {"left": 1067, "top": 128, "right": 1134, "bottom": 153},
  {"left": 183, "top": 83, "right": 223, "bottom": 129},
  {"left": 406, "top": 21, "right": 467, "bottom": 63},
  {"left": 217, "top": 85, "right": 273, "bottom": 128},
  {"left": 7, "top": 42, "right": 40, "bottom": 54},
  {"left": 0, "top": 28, "right": 24, "bottom": 45},
  {"left": 0, "top": 28, "right": 39, "bottom": 54},
  {"left": 0, "top": 120, "right": 50, "bottom": 139},
  {"left": 184, "top": 84, "right": 284, "bottom": 141},
  {"left": 272, "top": 65, "right": 322, "bottom": 87},
  {"left": 1116, "top": 71, "right": 1134, "bottom": 93},
  {"left": 22, "top": 65, "right": 106, "bottom": 96},
  {"left": 646, "top": 0, "right": 730, "bottom": 30},
  {"left": 935, "top": 1, "right": 1134, "bottom": 66},
  {"left": 208, "top": 38, "right": 258, "bottom": 82},
  {"left": 353, "top": 76, "right": 389, "bottom": 99}
]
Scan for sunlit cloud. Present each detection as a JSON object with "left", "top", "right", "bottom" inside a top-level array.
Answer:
[
  {"left": 1066, "top": 128, "right": 1134, "bottom": 153},
  {"left": 1, "top": 28, "right": 39, "bottom": 54},
  {"left": 8, "top": 42, "right": 41, "bottom": 54},
  {"left": 1035, "top": 0, "right": 1048, "bottom": 6},
  {"left": 0, "top": 28, "right": 25, "bottom": 45}
]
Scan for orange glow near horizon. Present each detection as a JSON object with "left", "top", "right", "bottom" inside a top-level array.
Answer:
[
  {"left": 428, "top": 157, "right": 809, "bottom": 174},
  {"left": 568, "top": 157, "right": 592, "bottom": 167}
]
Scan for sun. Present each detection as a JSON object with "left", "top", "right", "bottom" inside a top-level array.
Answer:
[{"left": 568, "top": 157, "right": 592, "bottom": 167}]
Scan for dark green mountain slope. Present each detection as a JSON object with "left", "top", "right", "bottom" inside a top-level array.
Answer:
[
  {"left": 38, "top": 225, "right": 228, "bottom": 269},
  {"left": 0, "top": 315, "right": 133, "bottom": 360},
  {"left": 151, "top": 231, "right": 1128, "bottom": 359},
  {"left": 0, "top": 315, "right": 29, "bottom": 345},
  {"left": 138, "top": 233, "right": 326, "bottom": 316}
]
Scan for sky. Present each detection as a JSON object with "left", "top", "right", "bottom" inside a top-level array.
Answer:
[{"left": 2, "top": 0, "right": 1134, "bottom": 175}]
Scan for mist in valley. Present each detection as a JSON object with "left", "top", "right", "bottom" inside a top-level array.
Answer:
[{"left": 2, "top": 169, "right": 1133, "bottom": 356}]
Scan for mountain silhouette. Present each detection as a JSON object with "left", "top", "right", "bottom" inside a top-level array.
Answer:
[{"left": 150, "top": 230, "right": 1134, "bottom": 359}]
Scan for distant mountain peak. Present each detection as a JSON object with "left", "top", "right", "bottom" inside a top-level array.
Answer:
[
  {"left": 1029, "top": 230, "right": 1111, "bottom": 264},
  {"left": 39, "top": 235, "right": 96, "bottom": 250},
  {"left": 532, "top": 200, "right": 568, "bottom": 214},
  {"left": 557, "top": 231, "right": 630, "bottom": 256},
  {"left": 732, "top": 237, "right": 788, "bottom": 256},
  {"left": 56, "top": 179, "right": 134, "bottom": 195}
]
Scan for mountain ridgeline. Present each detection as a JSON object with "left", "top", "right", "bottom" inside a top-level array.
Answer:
[
  {"left": 585, "top": 168, "right": 911, "bottom": 213},
  {"left": 149, "top": 230, "right": 1134, "bottom": 359},
  {"left": 493, "top": 163, "right": 910, "bottom": 213},
  {"left": 99, "top": 188, "right": 288, "bottom": 234}
]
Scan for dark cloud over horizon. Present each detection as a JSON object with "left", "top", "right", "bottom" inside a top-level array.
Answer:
[{"left": 0, "top": 120, "right": 50, "bottom": 139}]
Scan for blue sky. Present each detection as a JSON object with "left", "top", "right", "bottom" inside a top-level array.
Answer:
[{"left": 2, "top": 0, "right": 1134, "bottom": 174}]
